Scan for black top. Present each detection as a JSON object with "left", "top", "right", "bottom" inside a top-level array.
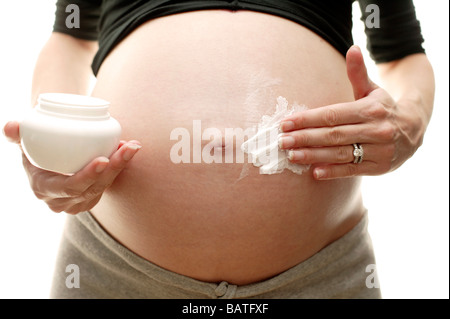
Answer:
[{"left": 53, "top": 0, "right": 426, "bottom": 76}]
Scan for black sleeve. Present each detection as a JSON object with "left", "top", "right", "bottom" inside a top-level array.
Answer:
[
  {"left": 53, "top": 0, "right": 102, "bottom": 41},
  {"left": 358, "top": 0, "right": 425, "bottom": 63}
]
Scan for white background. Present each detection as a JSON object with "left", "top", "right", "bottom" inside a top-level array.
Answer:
[{"left": 0, "top": 1, "right": 448, "bottom": 299}]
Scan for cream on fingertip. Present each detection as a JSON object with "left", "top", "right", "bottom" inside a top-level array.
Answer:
[
  {"left": 280, "top": 121, "right": 295, "bottom": 132},
  {"left": 314, "top": 168, "right": 325, "bottom": 179},
  {"left": 123, "top": 144, "right": 142, "bottom": 161}
]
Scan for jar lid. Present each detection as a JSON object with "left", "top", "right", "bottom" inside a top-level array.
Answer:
[
  {"left": 39, "top": 93, "right": 109, "bottom": 107},
  {"left": 37, "top": 93, "right": 111, "bottom": 120}
]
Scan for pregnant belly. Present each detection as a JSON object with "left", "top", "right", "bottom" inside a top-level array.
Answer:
[{"left": 90, "top": 10, "right": 365, "bottom": 284}]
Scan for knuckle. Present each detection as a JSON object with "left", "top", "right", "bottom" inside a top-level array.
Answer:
[
  {"left": 108, "top": 160, "right": 126, "bottom": 173},
  {"left": 45, "top": 199, "right": 64, "bottom": 213},
  {"left": 82, "top": 185, "right": 105, "bottom": 200},
  {"left": 47, "top": 204, "right": 64, "bottom": 213},
  {"left": 293, "top": 114, "right": 305, "bottom": 128},
  {"left": 378, "top": 161, "right": 392, "bottom": 174},
  {"left": 28, "top": 173, "right": 38, "bottom": 189},
  {"left": 416, "top": 135, "right": 425, "bottom": 148},
  {"left": 324, "top": 108, "right": 339, "bottom": 126},
  {"left": 63, "top": 186, "right": 82, "bottom": 197},
  {"left": 346, "top": 164, "right": 359, "bottom": 176},
  {"left": 336, "top": 146, "right": 350, "bottom": 162},
  {"left": 384, "top": 143, "right": 396, "bottom": 159},
  {"left": 377, "top": 123, "right": 396, "bottom": 141},
  {"left": 65, "top": 206, "right": 81, "bottom": 215},
  {"left": 30, "top": 177, "right": 45, "bottom": 197},
  {"left": 294, "top": 133, "right": 309, "bottom": 146},
  {"left": 301, "top": 150, "right": 312, "bottom": 162},
  {"left": 364, "top": 102, "right": 388, "bottom": 119},
  {"left": 328, "top": 128, "right": 343, "bottom": 145},
  {"left": 32, "top": 190, "right": 47, "bottom": 200}
]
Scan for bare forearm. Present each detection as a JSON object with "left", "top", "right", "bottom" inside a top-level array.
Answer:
[{"left": 31, "top": 32, "right": 98, "bottom": 105}]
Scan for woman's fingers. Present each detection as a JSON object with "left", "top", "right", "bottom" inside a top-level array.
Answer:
[
  {"left": 279, "top": 88, "right": 393, "bottom": 134},
  {"left": 118, "top": 140, "right": 127, "bottom": 149},
  {"left": 279, "top": 121, "right": 394, "bottom": 149},
  {"left": 22, "top": 154, "right": 72, "bottom": 198},
  {"left": 39, "top": 142, "right": 141, "bottom": 213},
  {"left": 288, "top": 144, "right": 359, "bottom": 164},
  {"left": 65, "top": 196, "right": 103, "bottom": 215},
  {"left": 62, "top": 156, "right": 111, "bottom": 196},
  {"left": 81, "top": 142, "right": 141, "bottom": 198},
  {"left": 35, "top": 141, "right": 141, "bottom": 213},
  {"left": 312, "top": 160, "right": 384, "bottom": 180},
  {"left": 279, "top": 95, "right": 396, "bottom": 150},
  {"left": 287, "top": 143, "right": 393, "bottom": 164},
  {"left": 64, "top": 141, "right": 142, "bottom": 199},
  {"left": 280, "top": 100, "right": 366, "bottom": 132},
  {"left": 45, "top": 192, "right": 102, "bottom": 214},
  {"left": 286, "top": 142, "right": 394, "bottom": 179}
]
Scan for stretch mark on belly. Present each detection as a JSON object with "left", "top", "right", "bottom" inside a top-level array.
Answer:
[{"left": 240, "top": 96, "right": 310, "bottom": 176}]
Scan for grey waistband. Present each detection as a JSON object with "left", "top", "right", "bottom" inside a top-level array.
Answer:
[{"left": 50, "top": 210, "right": 380, "bottom": 299}]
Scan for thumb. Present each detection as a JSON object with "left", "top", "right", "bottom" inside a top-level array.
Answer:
[
  {"left": 2, "top": 121, "right": 21, "bottom": 144},
  {"left": 346, "top": 45, "right": 378, "bottom": 100}
]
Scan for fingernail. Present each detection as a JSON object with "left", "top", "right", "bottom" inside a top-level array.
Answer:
[
  {"left": 288, "top": 150, "right": 294, "bottom": 161},
  {"left": 314, "top": 168, "right": 325, "bottom": 179},
  {"left": 289, "top": 150, "right": 304, "bottom": 161},
  {"left": 123, "top": 144, "right": 142, "bottom": 161},
  {"left": 95, "top": 158, "right": 109, "bottom": 173},
  {"left": 280, "top": 121, "right": 295, "bottom": 132},
  {"left": 278, "top": 136, "right": 295, "bottom": 149}
]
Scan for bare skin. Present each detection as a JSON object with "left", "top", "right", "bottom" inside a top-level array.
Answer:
[{"left": 3, "top": 10, "right": 434, "bottom": 286}]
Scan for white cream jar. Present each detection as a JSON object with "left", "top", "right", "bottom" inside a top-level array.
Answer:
[{"left": 20, "top": 93, "right": 122, "bottom": 175}]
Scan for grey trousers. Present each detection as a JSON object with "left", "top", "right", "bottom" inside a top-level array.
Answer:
[{"left": 50, "top": 211, "right": 381, "bottom": 299}]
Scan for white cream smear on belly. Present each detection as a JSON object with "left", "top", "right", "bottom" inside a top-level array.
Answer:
[{"left": 241, "top": 96, "right": 310, "bottom": 175}]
